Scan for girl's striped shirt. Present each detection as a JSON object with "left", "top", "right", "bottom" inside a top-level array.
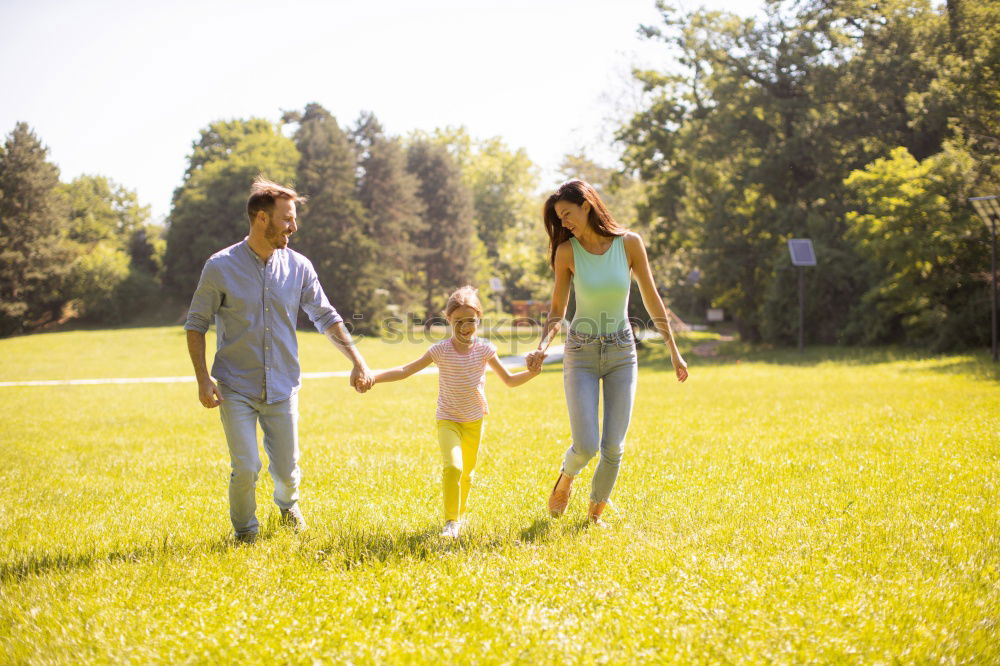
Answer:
[{"left": 428, "top": 337, "right": 497, "bottom": 422}]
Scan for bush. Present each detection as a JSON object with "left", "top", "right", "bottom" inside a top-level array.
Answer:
[{"left": 67, "top": 242, "right": 130, "bottom": 322}]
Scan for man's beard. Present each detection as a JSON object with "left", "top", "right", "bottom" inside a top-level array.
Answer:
[{"left": 265, "top": 220, "right": 289, "bottom": 249}]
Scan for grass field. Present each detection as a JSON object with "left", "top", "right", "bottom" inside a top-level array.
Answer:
[{"left": 0, "top": 327, "right": 998, "bottom": 663}]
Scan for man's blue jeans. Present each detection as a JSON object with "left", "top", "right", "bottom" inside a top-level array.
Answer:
[
  {"left": 561, "top": 327, "right": 638, "bottom": 503},
  {"left": 218, "top": 384, "right": 300, "bottom": 536}
]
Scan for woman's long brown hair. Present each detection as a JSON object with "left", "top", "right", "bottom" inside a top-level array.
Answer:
[{"left": 542, "top": 179, "right": 625, "bottom": 268}]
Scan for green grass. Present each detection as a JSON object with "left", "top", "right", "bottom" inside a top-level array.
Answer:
[{"left": 1, "top": 327, "right": 998, "bottom": 662}]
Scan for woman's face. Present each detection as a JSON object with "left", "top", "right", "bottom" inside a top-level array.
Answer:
[
  {"left": 448, "top": 305, "right": 480, "bottom": 343},
  {"left": 554, "top": 200, "right": 591, "bottom": 236}
]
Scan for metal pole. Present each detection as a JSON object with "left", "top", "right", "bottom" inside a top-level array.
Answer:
[
  {"left": 992, "top": 215, "right": 997, "bottom": 362},
  {"left": 798, "top": 267, "right": 805, "bottom": 352}
]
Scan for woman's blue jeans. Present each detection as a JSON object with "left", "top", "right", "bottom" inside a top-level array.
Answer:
[{"left": 561, "top": 327, "right": 638, "bottom": 503}]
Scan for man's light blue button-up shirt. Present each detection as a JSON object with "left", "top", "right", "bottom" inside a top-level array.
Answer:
[{"left": 184, "top": 239, "right": 343, "bottom": 404}]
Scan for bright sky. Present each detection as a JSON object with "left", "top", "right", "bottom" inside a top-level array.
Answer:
[{"left": 1, "top": 0, "right": 757, "bottom": 221}]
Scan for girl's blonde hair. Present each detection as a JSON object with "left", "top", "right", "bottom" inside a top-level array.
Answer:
[{"left": 444, "top": 285, "right": 483, "bottom": 317}]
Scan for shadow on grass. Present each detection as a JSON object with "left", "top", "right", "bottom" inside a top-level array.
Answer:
[
  {"left": 0, "top": 515, "right": 313, "bottom": 583},
  {"left": 325, "top": 524, "right": 449, "bottom": 569},
  {"left": 516, "top": 515, "right": 601, "bottom": 543},
  {"left": 565, "top": 518, "right": 595, "bottom": 535},
  {"left": 320, "top": 514, "right": 598, "bottom": 569},
  {"left": 0, "top": 532, "right": 237, "bottom": 584},
  {"left": 325, "top": 525, "right": 526, "bottom": 568},
  {"left": 2, "top": 516, "right": 611, "bottom": 582},
  {"left": 518, "top": 518, "right": 552, "bottom": 543},
  {"left": 637, "top": 341, "right": 1000, "bottom": 380},
  {"left": 897, "top": 356, "right": 1000, "bottom": 381}
]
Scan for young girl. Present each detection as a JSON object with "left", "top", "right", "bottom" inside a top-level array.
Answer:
[{"left": 368, "top": 286, "right": 540, "bottom": 538}]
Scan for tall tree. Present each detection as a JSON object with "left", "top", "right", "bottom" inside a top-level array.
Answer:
[
  {"left": 0, "top": 123, "right": 73, "bottom": 335},
  {"left": 620, "top": 0, "right": 953, "bottom": 343},
  {"left": 424, "top": 127, "right": 548, "bottom": 304},
  {"left": 287, "top": 103, "right": 381, "bottom": 330},
  {"left": 406, "top": 140, "right": 477, "bottom": 318},
  {"left": 62, "top": 174, "right": 149, "bottom": 247},
  {"left": 941, "top": 0, "right": 1000, "bottom": 156},
  {"left": 462, "top": 135, "right": 543, "bottom": 304},
  {"left": 843, "top": 142, "right": 985, "bottom": 349},
  {"left": 127, "top": 224, "right": 164, "bottom": 277},
  {"left": 61, "top": 175, "right": 160, "bottom": 323},
  {"left": 352, "top": 112, "right": 427, "bottom": 314},
  {"left": 164, "top": 118, "right": 299, "bottom": 298},
  {"left": 913, "top": 0, "right": 1000, "bottom": 182}
]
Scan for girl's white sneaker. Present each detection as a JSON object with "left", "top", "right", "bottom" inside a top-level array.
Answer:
[{"left": 440, "top": 520, "right": 461, "bottom": 538}]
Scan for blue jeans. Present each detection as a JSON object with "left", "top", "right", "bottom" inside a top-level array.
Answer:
[
  {"left": 561, "top": 327, "right": 638, "bottom": 503},
  {"left": 218, "top": 383, "right": 300, "bottom": 536}
]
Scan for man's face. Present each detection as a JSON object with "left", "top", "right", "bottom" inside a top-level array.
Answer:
[{"left": 264, "top": 198, "right": 297, "bottom": 249}]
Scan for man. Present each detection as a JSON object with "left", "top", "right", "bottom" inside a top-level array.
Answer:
[{"left": 185, "top": 177, "right": 373, "bottom": 543}]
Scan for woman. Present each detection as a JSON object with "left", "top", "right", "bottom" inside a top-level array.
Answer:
[{"left": 526, "top": 180, "right": 688, "bottom": 525}]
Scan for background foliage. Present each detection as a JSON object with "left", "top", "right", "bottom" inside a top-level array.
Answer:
[
  {"left": 619, "top": 0, "right": 998, "bottom": 347},
  {"left": 0, "top": 0, "right": 997, "bottom": 351}
]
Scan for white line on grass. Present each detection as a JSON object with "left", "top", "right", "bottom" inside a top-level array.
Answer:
[{"left": 0, "top": 345, "right": 566, "bottom": 387}]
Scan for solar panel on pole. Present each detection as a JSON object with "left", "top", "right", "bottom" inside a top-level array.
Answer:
[
  {"left": 788, "top": 239, "right": 816, "bottom": 351},
  {"left": 788, "top": 239, "right": 817, "bottom": 266}
]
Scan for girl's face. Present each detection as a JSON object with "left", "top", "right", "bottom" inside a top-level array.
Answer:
[
  {"left": 448, "top": 305, "right": 480, "bottom": 343},
  {"left": 554, "top": 200, "right": 591, "bottom": 236}
]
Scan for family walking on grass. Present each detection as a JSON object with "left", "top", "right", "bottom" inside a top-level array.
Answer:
[{"left": 185, "top": 177, "right": 688, "bottom": 543}]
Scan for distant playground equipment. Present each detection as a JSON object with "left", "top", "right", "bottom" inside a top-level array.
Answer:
[{"left": 511, "top": 300, "right": 549, "bottom": 325}]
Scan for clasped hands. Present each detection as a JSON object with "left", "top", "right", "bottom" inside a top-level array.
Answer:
[
  {"left": 350, "top": 364, "right": 374, "bottom": 394},
  {"left": 525, "top": 349, "right": 547, "bottom": 373}
]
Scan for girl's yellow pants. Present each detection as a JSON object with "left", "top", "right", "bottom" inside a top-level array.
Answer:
[{"left": 437, "top": 418, "right": 484, "bottom": 521}]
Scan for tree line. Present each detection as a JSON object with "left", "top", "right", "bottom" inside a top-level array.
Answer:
[
  {"left": 1, "top": 0, "right": 996, "bottom": 349},
  {"left": 0, "top": 106, "right": 552, "bottom": 336},
  {"left": 619, "top": 0, "right": 998, "bottom": 349},
  {"left": 0, "top": 122, "right": 162, "bottom": 334}
]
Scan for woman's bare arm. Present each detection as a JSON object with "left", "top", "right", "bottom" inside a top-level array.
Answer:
[{"left": 625, "top": 232, "right": 688, "bottom": 382}]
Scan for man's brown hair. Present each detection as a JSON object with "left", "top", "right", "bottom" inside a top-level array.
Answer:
[{"left": 246, "top": 176, "right": 307, "bottom": 224}]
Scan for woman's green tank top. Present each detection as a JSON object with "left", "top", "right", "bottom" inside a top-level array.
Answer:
[{"left": 570, "top": 235, "right": 631, "bottom": 335}]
